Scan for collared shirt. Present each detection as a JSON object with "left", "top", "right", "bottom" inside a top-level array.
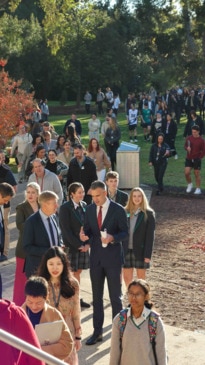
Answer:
[
  {"left": 97, "top": 197, "right": 110, "bottom": 224},
  {"left": 127, "top": 305, "right": 151, "bottom": 327},
  {"left": 108, "top": 190, "right": 117, "bottom": 202},
  {"left": 39, "top": 209, "right": 58, "bottom": 246},
  {"left": 72, "top": 199, "right": 80, "bottom": 210}
]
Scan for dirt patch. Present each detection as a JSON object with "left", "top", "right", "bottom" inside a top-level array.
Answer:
[{"left": 147, "top": 192, "right": 205, "bottom": 332}]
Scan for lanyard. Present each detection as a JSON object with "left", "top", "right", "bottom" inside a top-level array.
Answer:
[{"left": 50, "top": 282, "right": 61, "bottom": 308}]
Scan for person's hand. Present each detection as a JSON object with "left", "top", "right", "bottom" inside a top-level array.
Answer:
[
  {"left": 75, "top": 339, "right": 82, "bottom": 351},
  {"left": 78, "top": 244, "right": 90, "bottom": 252},
  {"left": 144, "top": 258, "right": 150, "bottom": 263},
  {"left": 101, "top": 233, "right": 114, "bottom": 245},
  {"left": 187, "top": 146, "right": 191, "bottom": 153},
  {"left": 79, "top": 226, "right": 89, "bottom": 242},
  {"left": 148, "top": 162, "right": 152, "bottom": 166}
]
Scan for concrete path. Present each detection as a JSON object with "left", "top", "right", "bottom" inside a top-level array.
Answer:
[{"left": 1, "top": 182, "right": 205, "bottom": 365}]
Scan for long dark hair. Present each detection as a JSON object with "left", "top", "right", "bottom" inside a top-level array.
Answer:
[{"left": 37, "top": 246, "right": 75, "bottom": 298}]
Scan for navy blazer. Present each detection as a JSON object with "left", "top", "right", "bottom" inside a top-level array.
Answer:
[
  {"left": 23, "top": 211, "right": 62, "bottom": 277},
  {"left": 59, "top": 200, "right": 87, "bottom": 253},
  {"left": 84, "top": 200, "right": 128, "bottom": 268}
]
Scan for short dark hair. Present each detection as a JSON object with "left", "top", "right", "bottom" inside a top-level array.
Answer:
[
  {"left": 0, "top": 183, "right": 15, "bottom": 198},
  {"left": 73, "top": 144, "right": 83, "bottom": 150},
  {"left": 25, "top": 276, "right": 48, "bottom": 298},
  {"left": 48, "top": 149, "right": 57, "bottom": 155},
  {"left": 192, "top": 125, "right": 200, "bottom": 131},
  {"left": 90, "top": 180, "right": 106, "bottom": 191}
]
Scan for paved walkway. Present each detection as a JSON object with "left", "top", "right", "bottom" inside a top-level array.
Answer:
[{"left": 1, "top": 182, "right": 205, "bottom": 365}]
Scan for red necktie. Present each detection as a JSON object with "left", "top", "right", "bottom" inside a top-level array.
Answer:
[{"left": 97, "top": 206, "right": 102, "bottom": 230}]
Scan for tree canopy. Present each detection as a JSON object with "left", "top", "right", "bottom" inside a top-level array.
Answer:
[{"left": 0, "top": 0, "right": 205, "bottom": 102}]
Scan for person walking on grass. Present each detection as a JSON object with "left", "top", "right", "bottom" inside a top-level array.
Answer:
[
  {"left": 127, "top": 104, "right": 138, "bottom": 143},
  {"left": 184, "top": 125, "right": 205, "bottom": 195}
]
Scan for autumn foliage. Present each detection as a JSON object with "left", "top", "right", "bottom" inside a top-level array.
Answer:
[{"left": 0, "top": 59, "right": 34, "bottom": 146}]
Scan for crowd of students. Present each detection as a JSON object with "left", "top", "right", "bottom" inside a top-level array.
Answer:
[{"left": 4, "top": 85, "right": 204, "bottom": 364}]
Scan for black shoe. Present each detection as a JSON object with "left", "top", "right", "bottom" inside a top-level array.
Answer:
[
  {"left": 86, "top": 333, "right": 103, "bottom": 345},
  {"left": 0, "top": 254, "right": 8, "bottom": 262},
  {"left": 156, "top": 190, "right": 160, "bottom": 196},
  {"left": 80, "top": 298, "right": 91, "bottom": 308}
]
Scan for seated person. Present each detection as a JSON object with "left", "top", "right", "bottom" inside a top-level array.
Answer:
[{"left": 22, "top": 276, "right": 73, "bottom": 362}]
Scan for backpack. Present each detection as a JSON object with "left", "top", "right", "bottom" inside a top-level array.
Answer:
[{"left": 118, "top": 308, "right": 159, "bottom": 365}]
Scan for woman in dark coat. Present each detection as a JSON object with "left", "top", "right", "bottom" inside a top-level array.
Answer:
[
  {"left": 149, "top": 133, "right": 170, "bottom": 195},
  {"left": 59, "top": 182, "right": 90, "bottom": 308}
]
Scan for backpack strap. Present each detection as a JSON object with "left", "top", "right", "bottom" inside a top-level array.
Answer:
[
  {"left": 118, "top": 308, "right": 159, "bottom": 365},
  {"left": 118, "top": 308, "right": 128, "bottom": 340},
  {"left": 149, "top": 311, "right": 159, "bottom": 365}
]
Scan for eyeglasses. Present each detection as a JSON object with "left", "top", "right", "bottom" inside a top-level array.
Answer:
[{"left": 127, "top": 292, "right": 145, "bottom": 299}]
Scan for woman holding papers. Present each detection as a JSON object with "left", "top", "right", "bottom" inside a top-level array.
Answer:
[
  {"left": 38, "top": 246, "right": 82, "bottom": 365},
  {"left": 22, "top": 276, "right": 73, "bottom": 361}
]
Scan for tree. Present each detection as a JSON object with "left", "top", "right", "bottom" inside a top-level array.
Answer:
[{"left": 0, "top": 59, "right": 34, "bottom": 145}]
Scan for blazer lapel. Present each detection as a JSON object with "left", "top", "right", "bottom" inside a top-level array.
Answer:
[
  {"left": 133, "top": 211, "right": 144, "bottom": 233},
  {"left": 101, "top": 202, "right": 113, "bottom": 230}
]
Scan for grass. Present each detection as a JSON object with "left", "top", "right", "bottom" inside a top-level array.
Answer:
[
  {"left": 49, "top": 110, "right": 205, "bottom": 190},
  {"left": 9, "top": 108, "right": 204, "bottom": 189}
]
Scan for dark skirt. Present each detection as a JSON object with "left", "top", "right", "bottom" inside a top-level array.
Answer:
[
  {"left": 68, "top": 250, "right": 90, "bottom": 272},
  {"left": 123, "top": 249, "right": 150, "bottom": 269}
]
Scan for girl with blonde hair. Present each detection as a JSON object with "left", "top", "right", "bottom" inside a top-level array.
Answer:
[{"left": 123, "top": 187, "right": 155, "bottom": 287}]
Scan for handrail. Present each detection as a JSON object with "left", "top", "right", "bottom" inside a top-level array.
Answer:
[{"left": 0, "top": 329, "right": 66, "bottom": 365}]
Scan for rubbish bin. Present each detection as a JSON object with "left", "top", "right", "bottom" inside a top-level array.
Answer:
[{"left": 116, "top": 141, "right": 140, "bottom": 189}]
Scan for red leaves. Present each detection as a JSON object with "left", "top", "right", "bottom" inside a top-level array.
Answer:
[{"left": 0, "top": 69, "right": 34, "bottom": 142}]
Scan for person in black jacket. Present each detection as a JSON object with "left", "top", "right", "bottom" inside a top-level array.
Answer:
[
  {"left": 149, "top": 133, "right": 170, "bottom": 195},
  {"left": 63, "top": 113, "right": 82, "bottom": 139},
  {"left": 67, "top": 144, "right": 97, "bottom": 204},
  {"left": 162, "top": 113, "right": 178, "bottom": 159},
  {"left": 104, "top": 117, "right": 121, "bottom": 170},
  {"left": 183, "top": 110, "right": 204, "bottom": 137}
]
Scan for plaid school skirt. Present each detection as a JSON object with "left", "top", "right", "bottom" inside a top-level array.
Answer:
[
  {"left": 123, "top": 249, "right": 150, "bottom": 269},
  {"left": 68, "top": 250, "right": 90, "bottom": 272}
]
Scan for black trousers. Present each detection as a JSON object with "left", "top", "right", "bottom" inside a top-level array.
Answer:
[{"left": 153, "top": 161, "right": 167, "bottom": 191}]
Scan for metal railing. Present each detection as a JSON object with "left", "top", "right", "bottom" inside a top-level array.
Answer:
[{"left": 0, "top": 329, "right": 66, "bottom": 365}]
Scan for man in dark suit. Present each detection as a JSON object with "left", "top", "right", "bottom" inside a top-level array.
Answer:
[
  {"left": 105, "top": 171, "right": 128, "bottom": 207},
  {"left": 80, "top": 180, "right": 128, "bottom": 345},
  {"left": 23, "top": 190, "right": 63, "bottom": 278}
]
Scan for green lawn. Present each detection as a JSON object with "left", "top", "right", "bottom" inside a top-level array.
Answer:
[{"left": 49, "top": 111, "right": 205, "bottom": 190}]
